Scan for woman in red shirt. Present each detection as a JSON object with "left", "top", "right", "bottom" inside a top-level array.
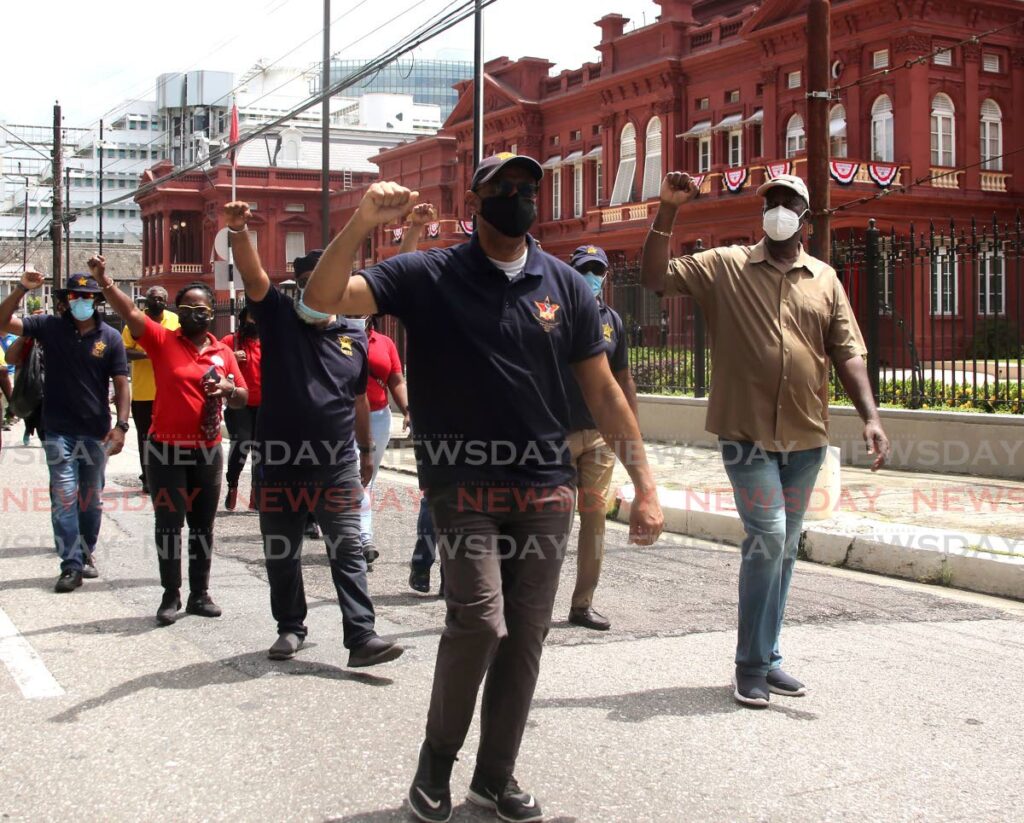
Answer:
[
  {"left": 221, "top": 305, "right": 261, "bottom": 510},
  {"left": 357, "top": 317, "right": 409, "bottom": 565},
  {"left": 94, "top": 261, "right": 248, "bottom": 627}
]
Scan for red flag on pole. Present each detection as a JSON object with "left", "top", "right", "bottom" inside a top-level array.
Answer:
[{"left": 229, "top": 102, "right": 239, "bottom": 167}]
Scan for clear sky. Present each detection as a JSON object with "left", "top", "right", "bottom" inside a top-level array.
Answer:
[{"left": 1, "top": 0, "right": 662, "bottom": 128}]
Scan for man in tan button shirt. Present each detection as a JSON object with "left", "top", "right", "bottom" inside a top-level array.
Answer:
[{"left": 641, "top": 172, "right": 890, "bottom": 708}]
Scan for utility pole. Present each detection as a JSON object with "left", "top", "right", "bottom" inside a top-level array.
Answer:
[
  {"left": 806, "top": 0, "right": 831, "bottom": 261},
  {"left": 472, "top": 0, "right": 484, "bottom": 169},
  {"left": 98, "top": 119, "right": 104, "bottom": 254},
  {"left": 64, "top": 165, "right": 72, "bottom": 280},
  {"left": 52, "top": 101, "right": 62, "bottom": 287},
  {"left": 19, "top": 162, "right": 28, "bottom": 270},
  {"left": 321, "top": 0, "right": 331, "bottom": 246}
]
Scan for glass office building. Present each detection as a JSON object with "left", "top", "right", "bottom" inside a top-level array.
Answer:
[{"left": 313, "top": 58, "right": 473, "bottom": 118}]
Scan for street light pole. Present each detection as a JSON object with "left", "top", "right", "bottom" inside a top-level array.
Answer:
[
  {"left": 98, "top": 119, "right": 104, "bottom": 254},
  {"left": 321, "top": 0, "right": 331, "bottom": 246},
  {"left": 64, "top": 165, "right": 71, "bottom": 280},
  {"left": 472, "top": 0, "right": 484, "bottom": 169}
]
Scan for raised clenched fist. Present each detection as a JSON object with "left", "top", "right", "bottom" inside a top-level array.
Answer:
[
  {"left": 356, "top": 181, "right": 419, "bottom": 228},
  {"left": 20, "top": 269, "right": 44, "bottom": 291},
  {"left": 223, "top": 201, "right": 252, "bottom": 231},
  {"left": 407, "top": 203, "right": 438, "bottom": 227},
  {"left": 660, "top": 172, "right": 700, "bottom": 209}
]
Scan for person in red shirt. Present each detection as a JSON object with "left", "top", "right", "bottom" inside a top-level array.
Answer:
[
  {"left": 93, "top": 259, "right": 248, "bottom": 627},
  {"left": 221, "top": 305, "right": 261, "bottom": 510},
  {"left": 356, "top": 317, "right": 409, "bottom": 566}
]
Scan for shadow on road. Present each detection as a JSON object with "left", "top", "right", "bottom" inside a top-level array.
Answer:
[
  {"left": 0, "top": 545, "right": 54, "bottom": 559},
  {"left": 329, "top": 804, "right": 577, "bottom": 822},
  {"left": 20, "top": 615, "right": 161, "bottom": 639},
  {"left": 0, "top": 576, "right": 154, "bottom": 592},
  {"left": 533, "top": 684, "right": 818, "bottom": 722},
  {"left": 49, "top": 650, "right": 395, "bottom": 724}
]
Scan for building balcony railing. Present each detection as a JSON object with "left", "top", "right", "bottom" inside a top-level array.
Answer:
[
  {"left": 980, "top": 171, "right": 1009, "bottom": 192},
  {"left": 929, "top": 168, "right": 961, "bottom": 189},
  {"left": 170, "top": 263, "right": 204, "bottom": 274}
]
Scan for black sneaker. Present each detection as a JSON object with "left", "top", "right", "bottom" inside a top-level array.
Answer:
[
  {"left": 467, "top": 772, "right": 543, "bottom": 823},
  {"left": 156, "top": 590, "right": 182, "bottom": 626},
  {"left": 766, "top": 668, "right": 807, "bottom": 697},
  {"left": 81, "top": 552, "right": 98, "bottom": 580},
  {"left": 408, "top": 741, "right": 456, "bottom": 823},
  {"left": 304, "top": 516, "right": 321, "bottom": 539},
  {"left": 185, "top": 592, "right": 222, "bottom": 618},
  {"left": 347, "top": 635, "right": 404, "bottom": 668},
  {"left": 409, "top": 568, "right": 430, "bottom": 593},
  {"left": 732, "top": 671, "right": 770, "bottom": 708},
  {"left": 54, "top": 570, "right": 83, "bottom": 593}
]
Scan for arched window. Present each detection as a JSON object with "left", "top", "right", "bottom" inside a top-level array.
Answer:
[
  {"left": 930, "top": 93, "right": 955, "bottom": 167},
  {"left": 280, "top": 127, "right": 302, "bottom": 166},
  {"left": 829, "top": 104, "right": 848, "bottom": 159},
  {"left": 870, "top": 95, "right": 894, "bottom": 162},
  {"left": 785, "top": 113, "right": 805, "bottom": 159},
  {"left": 641, "top": 117, "right": 663, "bottom": 200},
  {"left": 980, "top": 99, "right": 1003, "bottom": 171},
  {"left": 609, "top": 123, "right": 636, "bottom": 206}
]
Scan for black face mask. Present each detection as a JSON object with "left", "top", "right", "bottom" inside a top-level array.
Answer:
[
  {"left": 179, "top": 315, "right": 212, "bottom": 337},
  {"left": 478, "top": 194, "right": 537, "bottom": 238},
  {"left": 145, "top": 300, "right": 165, "bottom": 317}
]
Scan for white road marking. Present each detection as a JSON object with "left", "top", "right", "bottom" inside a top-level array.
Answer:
[{"left": 0, "top": 605, "right": 64, "bottom": 699}]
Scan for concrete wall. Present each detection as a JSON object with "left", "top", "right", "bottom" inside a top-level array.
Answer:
[{"left": 638, "top": 395, "right": 1024, "bottom": 479}]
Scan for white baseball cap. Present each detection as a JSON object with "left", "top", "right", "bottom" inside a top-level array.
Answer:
[{"left": 755, "top": 173, "right": 809, "bottom": 204}]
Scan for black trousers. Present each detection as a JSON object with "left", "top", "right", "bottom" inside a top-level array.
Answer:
[
  {"left": 131, "top": 400, "right": 153, "bottom": 484},
  {"left": 147, "top": 440, "right": 223, "bottom": 594},
  {"left": 224, "top": 405, "right": 259, "bottom": 487},
  {"left": 257, "top": 459, "right": 375, "bottom": 648}
]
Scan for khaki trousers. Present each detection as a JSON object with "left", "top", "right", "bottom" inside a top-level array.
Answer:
[{"left": 567, "top": 428, "right": 617, "bottom": 610}]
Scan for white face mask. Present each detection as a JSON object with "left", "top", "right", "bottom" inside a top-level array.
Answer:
[{"left": 762, "top": 205, "right": 805, "bottom": 242}]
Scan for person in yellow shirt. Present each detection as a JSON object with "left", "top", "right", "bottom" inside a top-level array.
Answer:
[{"left": 122, "top": 286, "right": 178, "bottom": 492}]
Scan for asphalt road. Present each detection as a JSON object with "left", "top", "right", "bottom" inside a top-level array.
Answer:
[{"left": 2, "top": 436, "right": 1023, "bottom": 822}]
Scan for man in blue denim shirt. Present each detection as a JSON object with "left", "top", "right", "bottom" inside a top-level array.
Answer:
[
  {"left": 642, "top": 172, "right": 891, "bottom": 708},
  {"left": 0, "top": 270, "right": 130, "bottom": 592}
]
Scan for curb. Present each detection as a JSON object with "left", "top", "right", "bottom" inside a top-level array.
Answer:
[{"left": 615, "top": 486, "right": 1024, "bottom": 603}]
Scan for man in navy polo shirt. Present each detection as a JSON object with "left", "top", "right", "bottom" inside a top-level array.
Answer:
[
  {"left": 564, "top": 244, "right": 638, "bottom": 633},
  {"left": 0, "top": 269, "right": 130, "bottom": 593},
  {"left": 303, "top": 155, "right": 664, "bottom": 823},
  {"left": 222, "top": 203, "right": 403, "bottom": 669}
]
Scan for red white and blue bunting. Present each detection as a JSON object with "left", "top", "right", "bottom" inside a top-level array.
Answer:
[
  {"left": 689, "top": 173, "right": 706, "bottom": 191},
  {"left": 391, "top": 227, "right": 405, "bottom": 243},
  {"left": 867, "top": 163, "right": 898, "bottom": 188},
  {"left": 828, "top": 160, "right": 860, "bottom": 185},
  {"left": 460, "top": 219, "right": 475, "bottom": 235},
  {"left": 723, "top": 167, "right": 749, "bottom": 193},
  {"left": 427, "top": 222, "right": 441, "bottom": 238},
  {"left": 764, "top": 161, "right": 792, "bottom": 180}
]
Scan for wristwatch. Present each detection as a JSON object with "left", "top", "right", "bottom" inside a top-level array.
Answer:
[
  {"left": 115, "top": 420, "right": 130, "bottom": 433},
  {"left": 358, "top": 442, "right": 375, "bottom": 454}
]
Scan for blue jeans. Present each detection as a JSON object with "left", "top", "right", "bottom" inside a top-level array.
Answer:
[
  {"left": 720, "top": 440, "right": 826, "bottom": 676},
  {"left": 356, "top": 407, "right": 394, "bottom": 542},
  {"left": 43, "top": 433, "right": 108, "bottom": 572}
]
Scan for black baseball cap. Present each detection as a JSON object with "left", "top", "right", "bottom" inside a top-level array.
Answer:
[
  {"left": 66, "top": 274, "right": 103, "bottom": 295},
  {"left": 471, "top": 153, "right": 543, "bottom": 191},
  {"left": 293, "top": 250, "right": 324, "bottom": 276}
]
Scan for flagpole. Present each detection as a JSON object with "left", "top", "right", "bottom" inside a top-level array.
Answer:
[{"left": 228, "top": 96, "right": 238, "bottom": 335}]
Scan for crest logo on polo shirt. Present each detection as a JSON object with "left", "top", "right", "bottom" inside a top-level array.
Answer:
[
  {"left": 602, "top": 322, "right": 613, "bottom": 343},
  {"left": 338, "top": 335, "right": 353, "bottom": 356},
  {"left": 532, "top": 296, "right": 561, "bottom": 332},
  {"left": 91, "top": 341, "right": 107, "bottom": 358}
]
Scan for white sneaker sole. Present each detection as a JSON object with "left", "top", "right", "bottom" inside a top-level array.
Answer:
[
  {"left": 768, "top": 683, "right": 808, "bottom": 697},
  {"left": 731, "top": 678, "right": 769, "bottom": 708},
  {"left": 467, "top": 788, "right": 544, "bottom": 822}
]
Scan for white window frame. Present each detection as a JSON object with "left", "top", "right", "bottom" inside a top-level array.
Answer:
[
  {"left": 980, "top": 99, "right": 1003, "bottom": 171},
  {"left": 871, "top": 95, "right": 894, "bottom": 162},
  {"left": 285, "top": 231, "right": 305, "bottom": 263},
  {"left": 551, "top": 166, "right": 562, "bottom": 220},
  {"left": 572, "top": 163, "right": 583, "bottom": 218},
  {"left": 872, "top": 49, "right": 889, "bottom": 69},
  {"left": 609, "top": 123, "right": 637, "bottom": 206},
  {"left": 727, "top": 129, "right": 743, "bottom": 167},
  {"left": 698, "top": 135, "right": 711, "bottom": 173},
  {"left": 930, "top": 93, "right": 955, "bottom": 167},
  {"left": 595, "top": 158, "right": 603, "bottom": 205},
  {"left": 697, "top": 97, "right": 709, "bottom": 111},
  {"left": 785, "top": 113, "right": 805, "bottom": 159},
  {"left": 641, "top": 118, "right": 663, "bottom": 200},
  {"left": 727, "top": 89, "right": 740, "bottom": 103},
  {"left": 829, "top": 104, "right": 848, "bottom": 159},
  {"left": 933, "top": 48, "right": 953, "bottom": 67},
  {"left": 982, "top": 53, "right": 1000, "bottom": 73},
  {"left": 978, "top": 244, "right": 1005, "bottom": 316},
  {"left": 931, "top": 246, "right": 958, "bottom": 316},
  {"left": 787, "top": 71, "right": 802, "bottom": 89}
]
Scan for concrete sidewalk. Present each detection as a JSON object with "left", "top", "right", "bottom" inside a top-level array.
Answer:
[{"left": 381, "top": 422, "right": 1024, "bottom": 601}]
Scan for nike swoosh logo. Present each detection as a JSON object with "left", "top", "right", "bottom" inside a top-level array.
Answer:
[
  {"left": 523, "top": 796, "right": 536, "bottom": 808},
  {"left": 415, "top": 787, "right": 441, "bottom": 810}
]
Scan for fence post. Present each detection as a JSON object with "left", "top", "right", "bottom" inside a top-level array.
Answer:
[
  {"left": 693, "top": 238, "right": 707, "bottom": 398},
  {"left": 864, "top": 218, "right": 881, "bottom": 401}
]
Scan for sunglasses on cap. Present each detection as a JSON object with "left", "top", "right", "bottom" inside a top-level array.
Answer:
[
  {"left": 486, "top": 180, "right": 540, "bottom": 200},
  {"left": 68, "top": 292, "right": 95, "bottom": 301},
  {"left": 177, "top": 305, "right": 214, "bottom": 321}
]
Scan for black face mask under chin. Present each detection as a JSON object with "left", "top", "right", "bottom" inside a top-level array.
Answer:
[
  {"left": 180, "top": 317, "right": 211, "bottom": 337},
  {"left": 478, "top": 194, "right": 537, "bottom": 238}
]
